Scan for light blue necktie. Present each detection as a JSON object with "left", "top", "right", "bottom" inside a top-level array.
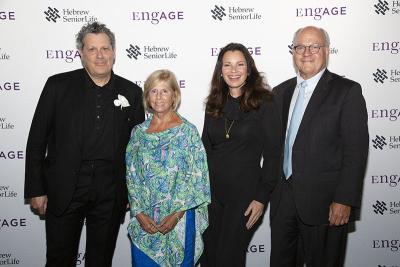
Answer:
[{"left": 283, "top": 81, "right": 307, "bottom": 178}]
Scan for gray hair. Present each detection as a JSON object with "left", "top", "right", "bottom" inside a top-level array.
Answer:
[
  {"left": 75, "top": 22, "right": 115, "bottom": 50},
  {"left": 292, "top": 26, "right": 330, "bottom": 46}
]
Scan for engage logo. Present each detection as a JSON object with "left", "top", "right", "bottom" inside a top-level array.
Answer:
[
  {"left": 371, "top": 174, "right": 400, "bottom": 188},
  {"left": 0, "top": 82, "right": 21, "bottom": 93},
  {"left": 131, "top": 10, "right": 184, "bottom": 25},
  {"left": 0, "top": 150, "right": 24, "bottom": 160},
  {"left": 370, "top": 108, "right": 400, "bottom": 121},
  {"left": 211, "top": 46, "right": 262, "bottom": 57},
  {"left": 373, "top": 239, "right": 400, "bottom": 252},
  {"left": 372, "top": 41, "right": 400, "bottom": 54},
  {"left": 0, "top": 218, "right": 27, "bottom": 230},
  {"left": 0, "top": 11, "right": 16, "bottom": 21},
  {"left": 46, "top": 49, "right": 81, "bottom": 63},
  {"left": 295, "top": 6, "right": 347, "bottom": 20}
]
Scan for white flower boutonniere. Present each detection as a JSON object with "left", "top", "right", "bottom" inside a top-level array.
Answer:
[{"left": 114, "top": 94, "right": 130, "bottom": 109}]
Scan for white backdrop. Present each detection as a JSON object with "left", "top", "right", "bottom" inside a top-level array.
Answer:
[{"left": 1, "top": 0, "right": 399, "bottom": 266}]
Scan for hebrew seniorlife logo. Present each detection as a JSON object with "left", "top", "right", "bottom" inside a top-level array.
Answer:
[
  {"left": 0, "top": 117, "right": 15, "bottom": 130},
  {"left": 373, "top": 200, "right": 400, "bottom": 215},
  {"left": 126, "top": 44, "right": 178, "bottom": 60},
  {"left": 210, "top": 5, "right": 262, "bottom": 21},
  {"left": 287, "top": 44, "right": 339, "bottom": 55},
  {"left": 0, "top": 253, "right": 21, "bottom": 265},
  {"left": 211, "top": 5, "right": 226, "bottom": 20},
  {"left": 372, "top": 135, "right": 400, "bottom": 150},
  {"left": 373, "top": 68, "right": 400, "bottom": 83},
  {"left": 44, "top": 7, "right": 60, "bottom": 22},
  {"left": 0, "top": 48, "right": 11, "bottom": 61},
  {"left": 372, "top": 135, "right": 387, "bottom": 150},
  {"left": 374, "top": 0, "right": 400, "bottom": 15},
  {"left": 0, "top": 185, "right": 17, "bottom": 198},
  {"left": 373, "top": 69, "right": 389, "bottom": 83},
  {"left": 44, "top": 6, "right": 97, "bottom": 23},
  {"left": 373, "top": 200, "right": 388, "bottom": 215}
]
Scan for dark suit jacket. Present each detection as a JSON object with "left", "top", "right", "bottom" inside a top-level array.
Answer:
[
  {"left": 271, "top": 70, "right": 369, "bottom": 225},
  {"left": 24, "top": 68, "right": 145, "bottom": 216}
]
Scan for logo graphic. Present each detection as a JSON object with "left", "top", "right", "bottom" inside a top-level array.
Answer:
[
  {"left": 373, "top": 200, "right": 388, "bottom": 214},
  {"left": 373, "top": 69, "right": 389, "bottom": 83},
  {"left": 44, "top": 7, "right": 60, "bottom": 22},
  {"left": 374, "top": 0, "right": 390, "bottom": 15},
  {"left": 126, "top": 45, "right": 141, "bottom": 59},
  {"left": 372, "top": 135, "right": 387, "bottom": 149},
  {"left": 247, "top": 244, "right": 266, "bottom": 253},
  {"left": 296, "top": 6, "right": 347, "bottom": 20},
  {"left": 211, "top": 5, "right": 226, "bottom": 21}
]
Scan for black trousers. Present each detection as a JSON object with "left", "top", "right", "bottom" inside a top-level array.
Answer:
[
  {"left": 270, "top": 179, "right": 348, "bottom": 267},
  {"left": 45, "top": 161, "right": 124, "bottom": 267},
  {"left": 201, "top": 196, "right": 258, "bottom": 267}
]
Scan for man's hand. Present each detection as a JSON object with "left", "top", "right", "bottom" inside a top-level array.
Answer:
[
  {"left": 136, "top": 213, "right": 158, "bottom": 234},
  {"left": 30, "top": 196, "right": 48, "bottom": 215},
  {"left": 329, "top": 202, "right": 351, "bottom": 226},
  {"left": 244, "top": 200, "right": 264, "bottom": 230},
  {"left": 157, "top": 211, "right": 185, "bottom": 235}
]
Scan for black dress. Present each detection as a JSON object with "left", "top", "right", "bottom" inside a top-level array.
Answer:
[{"left": 201, "top": 95, "right": 281, "bottom": 266}]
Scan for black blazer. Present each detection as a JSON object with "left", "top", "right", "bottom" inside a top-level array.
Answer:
[
  {"left": 271, "top": 70, "right": 369, "bottom": 225},
  {"left": 24, "top": 68, "right": 145, "bottom": 216}
]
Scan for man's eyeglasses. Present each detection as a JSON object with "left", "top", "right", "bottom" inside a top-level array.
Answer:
[{"left": 292, "top": 44, "right": 325, "bottom": 55}]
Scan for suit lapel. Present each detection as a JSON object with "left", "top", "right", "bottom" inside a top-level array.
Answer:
[
  {"left": 296, "top": 70, "right": 332, "bottom": 138},
  {"left": 113, "top": 76, "right": 122, "bottom": 155}
]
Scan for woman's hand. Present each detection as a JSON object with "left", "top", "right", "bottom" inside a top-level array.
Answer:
[
  {"left": 136, "top": 213, "right": 158, "bottom": 234},
  {"left": 157, "top": 211, "right": 185, "bottom": 235},
  {"left": 244, "top": 200, "right": 264, "bottom": 230}
]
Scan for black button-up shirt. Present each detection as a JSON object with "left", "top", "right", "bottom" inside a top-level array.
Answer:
[{"left": 81, "top": 71, "right": 115, "bottom": 161}]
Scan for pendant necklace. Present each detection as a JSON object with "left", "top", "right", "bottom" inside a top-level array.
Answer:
[{"left": 224, "top": 118, "right": 235, "bottom": 139}]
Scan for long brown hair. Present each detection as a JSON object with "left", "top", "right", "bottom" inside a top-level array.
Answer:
[{"left": 205, "top": 43, "right": 272, "bottom": 117}]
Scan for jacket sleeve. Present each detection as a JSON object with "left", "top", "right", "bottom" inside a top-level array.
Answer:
[
  {"left": 333, "top": 82, "right": 369, "bottom": 208},
  {"left": 24, "top": 77, "right": 56, "bottom": 198},
  {"left": 256, "top": 98, "right": 282, "bottom": 204}
]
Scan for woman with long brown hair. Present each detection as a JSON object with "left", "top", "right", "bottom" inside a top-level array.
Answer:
[{"left": 201, "top": 43, "right": 281, "bottom": 266}]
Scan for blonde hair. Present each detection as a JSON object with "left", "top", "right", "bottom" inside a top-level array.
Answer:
[{"left": 143, "top": 69, "right": 181, "bottom": 112}]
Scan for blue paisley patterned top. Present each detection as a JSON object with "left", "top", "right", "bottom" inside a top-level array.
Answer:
[{"left": 126, "top": 114, "right": 211, "bottom": 266}]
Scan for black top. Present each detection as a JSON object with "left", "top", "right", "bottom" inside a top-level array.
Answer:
[
  {"left": 202, "top": 95, "right": 281, "bottom": 204},
  {"left": 82, "top": 71, "right": 115, "bottom": 160}
]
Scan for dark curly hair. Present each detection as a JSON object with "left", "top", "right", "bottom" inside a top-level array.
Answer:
[{"left": 205, "top": 43, "right": 272, "bottom": 117}]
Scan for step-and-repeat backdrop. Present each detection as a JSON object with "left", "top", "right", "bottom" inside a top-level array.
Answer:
[{"left": 1, "top": 0, "right": 399, "bottom": 266}]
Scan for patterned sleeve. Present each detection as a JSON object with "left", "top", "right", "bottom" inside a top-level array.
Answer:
[
  {"left": 181, "top": 124, "right": 211, "bottom": 210},
  {"left": 126, "top": 127, "right": 146, "bottom": 217}
]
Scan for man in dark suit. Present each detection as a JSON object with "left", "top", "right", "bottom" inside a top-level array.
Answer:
[
  {"left": 24, "top": 22, "right": 145, "bottom": 267},
  {"left": 270, "top": 26, "right": 369, "bottom": 267}
]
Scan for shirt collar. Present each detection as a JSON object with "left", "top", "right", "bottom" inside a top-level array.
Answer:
[{"left": 296, "top": 68, "right": 326, "bottom": 89}]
